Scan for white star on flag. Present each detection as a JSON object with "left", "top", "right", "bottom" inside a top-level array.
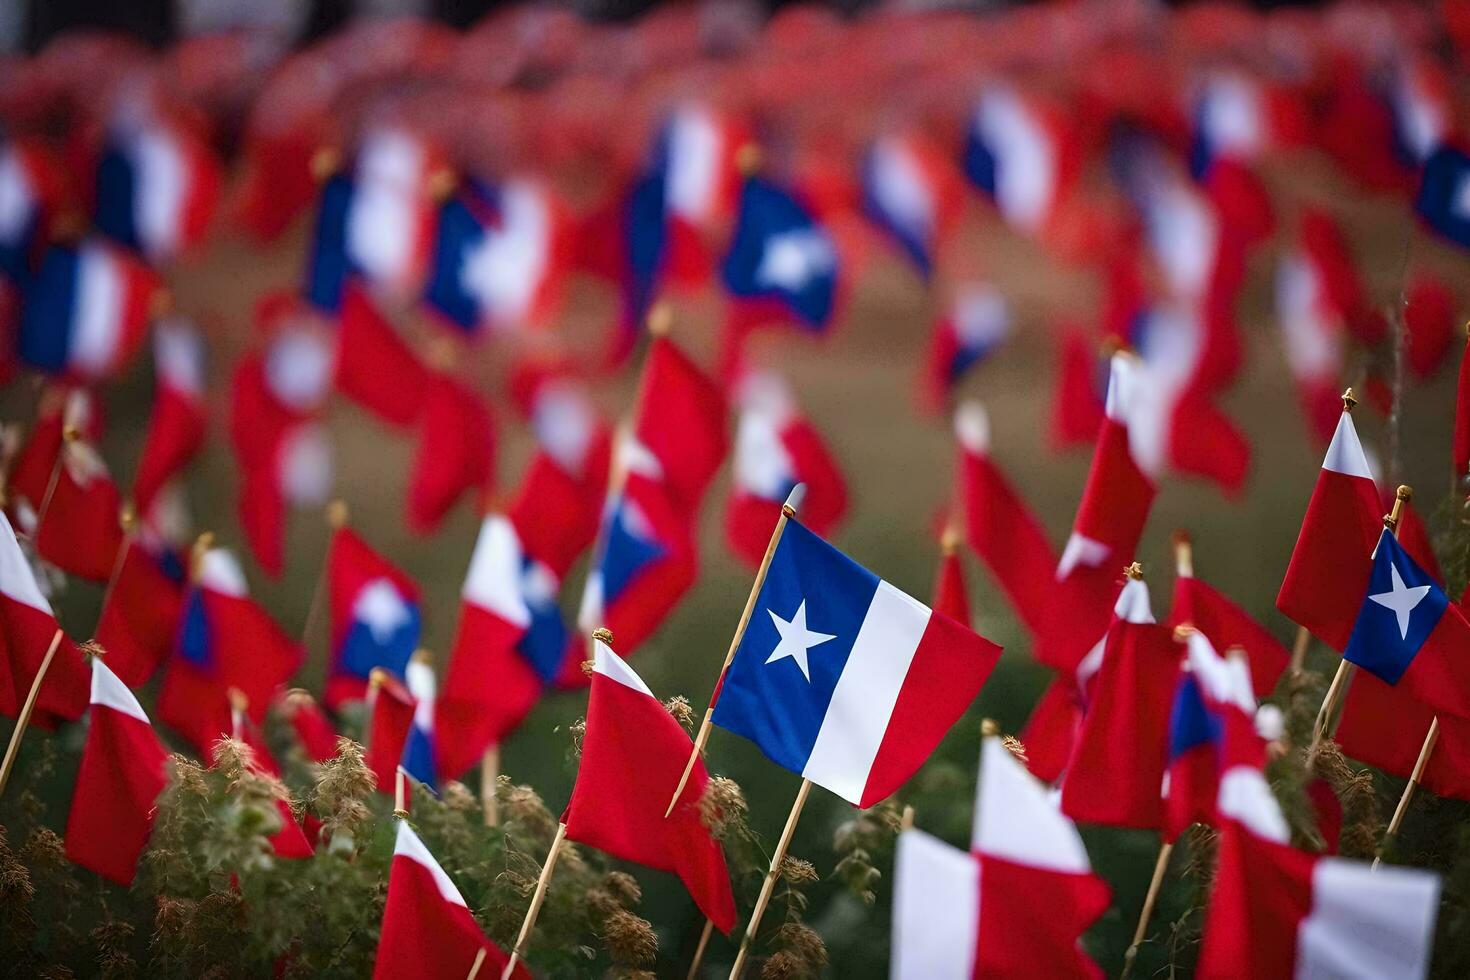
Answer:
[
  {"left": 755, "top": 229, "right": 835, "bottom": 292},
  {"left": 353, "top": 578, "right": 412, "bottom": 644},
  {"left": 1368, "top": 563, "right": 1431, "bottom": 641},
  {"left": 764, "top": 600, "right": 836, "bottom": 682}
]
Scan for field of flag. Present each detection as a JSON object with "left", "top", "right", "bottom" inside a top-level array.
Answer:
[{"left": 6, "top": 2, "right": 1470, "bottom": 978}]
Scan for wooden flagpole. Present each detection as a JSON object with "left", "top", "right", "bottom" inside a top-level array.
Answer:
[
  {"left": 501, "top": 822, "right": 568, "bottom": 980},
  {"left": 1289, "top": 625, "right": 1311, "bottom": 676},
  {"left": 465, "top": 947, "right": 488, "bottom": 980},
  {"left": 1310, "top": 484, "right": 1412, "bottom": 754},
  {"left": 95, "top": 501, "right": 137, "bottom": 631},
  {"left": 0, "top": 627, "right": 65, "bottom": 798},
  {"left": 728, "top": 778, "right": 812, "bottom": 980},
  {"left": 299, "top": 499, "right": 348, "bottom": 649},
  {"left": 28, "top": 423, "right": 77, "bottom": 542},
  {"left": 480, "top": 743, "right": 500, "bottom": 827},
  {"left": 664, "top": 483, "right": 806, "bottom": 819},
  {"left": 1373, "top": 716, "right": 1441, "bottom": 871},
  {"left": 685, "top": 918, "right": 715, "bottom": 980}
]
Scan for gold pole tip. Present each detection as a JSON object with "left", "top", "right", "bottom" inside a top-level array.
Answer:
[
  {"left": 368, "top": 667, "right": 389, "bottom": 689},
  {"left": 118, "top": 500, "right": 137, "bottom": 530},
  {"left": 411, "top": 648, "right": 432, "bottom": 665},
  {"left": 1341, "top": 387, "right": 1358, "bottom": 412},
  {"left": 227, "top": 687, "right": 249, "bottom": 713},
  {"left": 980, "top": 718, "right": 1000, "bottom": 737},
  {"left": 427, "top": 168, "right": 457, "bottom": 202},
  {"left": 326, "top": 499, "right": 349, "bottom": 529},
  {"left": 311, "top": 147, "right": 340, "bottom": 180},
  {"left": 392, "top": 808, "right": 409, "bottom": 819},
  {"left": 646, "top": 302, "right": 673, "bottom": 337},
  {"left": 1396, "top": 485, "right": 1413, "bottom": 501},
  {"left": 1124, "top": 561, "right": 1144, "bottom": 581},
  {"left": 591, "top": 626, "right": 614, "bottom": 647},
  {"left": 735, "top": 143, "right": 762, "bottom": 176},
  {"left": 940, "top": 523, "right": 962, "bottom": 556},
  {"left": 1173, "top": 624, "right": 1197, "bottom": 642}
]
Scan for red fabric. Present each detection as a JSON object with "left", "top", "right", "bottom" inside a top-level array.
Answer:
[
  {"left": 336, "top": 285, "right": 431, "bottom": 429},
  {"left": 1167, "top": 391, "right": 1251, "bottom": 498},
  {"left": 861, "top": 610, "right": 1000, "bottom": 807},
  {"left": 931, "top": 549, "right": 971, "bottom": 627},
  {"left": 1404, "top": 273, "right": 1456, "bottom": 379},
  {"left": 1168, "top": 577, "right": 1289, "bottom": 697},
  {"left": 1307, "top": 778, "right": 1343, "bottom": 854},
  {"left": 1396, "top": 601, "right": 1470, "bottom": 720},
  {"left": 1395, "top": 498, "right": 1443, "bottom": 584},
  {"left": 0, "top": 594, "right": 86, "bottom": 723},
  {"left": 373, "top": 849, "right": 524, "bottom": 980},
  {"left": 1197, "top": 824, "right": 1315, "bottom": 980},
  {"left": 725, "top": 416, "right": 847, "bottom": 568},
  {"left": 634, "top": 337, "right": 728, "bottom": 517},
  {"left": 1298, "top": 208, "right": 1378, "bottom": 346},
  {"left": 132, "top": 384, "right": 206, "bottom": 517},
  {"left": 225, "top": 713, "right": 314, "bottom": 860},
  {"left": 282, "top": 694, "right": 340, "bottom": 763},
  {"left": 974, "top": 855, "right": 1110, "bottom": 979},
  {"left": 325, "top": 527, "right": 422, "bottom": 709},
  {"left": 64, "top": 697, "right": 169, "bottom": 885},
  {"left": 406, "top": 373, "right": 495, "bottom": 534},
  {"left": 94, "top": 546, "right": 184, "bottom": 688},
  {"left": 365, "top": 677, "right": 416, "bottom": 795},
  {"left": 1163, "top": 740, "right": 1218, "bottom": 844},
  {"left": 1059, "top": 615, "right": 1180, "bottom": 830},
  {"left": 228, "top": 354, "right": 313, "bottom": 577},
  {"left": 507, "top": 427, "right": 610, "bottom": 579},
  {"left": 1050, "top": 330, "right": 1103, "bottom": 450},
  {"left": 436, "top": 605, "right": 542, "bottom": 780},
  {"left": 1019, "top": 677, "right": 1083, "bottom": 784},
  {"left": 562, "top": 658, "right": 737, "bottom": 932},
  {"left": 1335, "top": 671, "right": 1470, "bottom": 802},
  {"left": 9, "top": 421, "right": 124, "bottom": 582}
]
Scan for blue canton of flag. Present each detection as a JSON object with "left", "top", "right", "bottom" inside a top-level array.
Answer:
[
  {"left": 1344, "top": 530, "right": 1447, "bottom": 686},
  {"left": 339, "top": 581, "right": 420, "bottom": 682},
  {"left": 1415, "top": 146, "right": 1470, "bottom": 251},
  {"left": 721, "top": 178, "right": 838, "bottom": 331},
  {"left": 1168, "top": 673, "right": 1223, "bottom": 762},
  {"left": 423, "top": 182, "right": 494, "bottom": 332},
  {"left": 398, "top": 658, "right": 439, "bottom": 794},
  {"left": 303, "top": 173, "right": 356, "bottom": 312}
]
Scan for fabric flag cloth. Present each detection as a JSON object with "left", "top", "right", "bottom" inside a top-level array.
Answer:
[
  {"left": 437, "top": 513, "right": 569, "bottom": 780},
  {"left": 132, "top": 319, "right": 207, "bottom": 517},
  {"left": 226, "top": 701, "right": 314, "bottom": 860},
  {"left": 1059, "top": 577, "right": 1180, "bottom": 829},
  {"left": 721, "top": 175, "right": 840, "bottom": 332},
  {"left": 964, "top": 87, "right": 1077, "bottom": 242},
  {"left": 711, "top": 519, "right": 1000, "bottom": 806},
  {"left": 634, "top": 335, "right": 729, "bottom": 518},
  {"left": 931, "top": 541, "right": 971, "bottom": 627},
  {"left": 93, "top": 115, "right": 221, "bottom": 264},
  {"left": 1335, "top": 671, "right": 1470, "bottom": 803},
  {"left": 1340, "top": 529, "right": 1470, "bottom": 720},
  {"left": 1456, "top": 331, "right": 1470, "bottom": 480},
  {"left": 1276, "top": 408, "right": 1382, "bottom": 651},
  {"left": 93, "top": 540, "right": 186, "bottom": 688},
  {"left": 0, "top": 511, "right": 87, "bottom": 723},
  {"left": 278, "top": 691, "right": 340, "bottom": 763},
  {"left": 859, "top": 133, "right": 961, "bottom": 279},
  {"left": 336, "top": 284, "right": 431, "bottom": 430},
  {"left": 919, "top": 283, "right": 1011, "bottom": 412},
  {"left": 561, "top": 636, "right": 737, "bottom": 932},
  {"left": 891, "top": 738, "right": 1109, "bottom": 979},
  {"left": 398, "top": 657, "right": 439, "bottom": 794},
  {"left": 724, "top": 371, "right": 847, "bottom": 568},
  {"left": 405, "top": 372, "right": 495, "bottom": 534},
  {"left": 64, "top": 657, "right": 170, "bottom": 886},
  {"left": 373, "top": 821, "right": 524, "bottom": 980},
  {"left": 365, "top": 672, "right": 416, "bottom": 797},
  {"left": 1167, "top": 575, "right": 1289, "bottom": 697},
  {"left": 324, "top": 527, "right": 422, "bottom": 710},
  {"left": 1415, "top": 145, "right": 1470, "bottom": 250}
]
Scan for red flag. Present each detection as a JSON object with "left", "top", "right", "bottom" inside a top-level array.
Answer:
[
  {"left": 930, "top": 538, "right": 971, "bottom": 628},
  {"left": 1455, "top": 330, "right": 1470, "bottom": 480},
  {"left": 1018, "top": 677, "right": 1083, "bottom": 785},
  {"left": 1403, "top": 273, "right": 1456, "bottom": 379},
  {"left": 226, "top": 699, "right": 314, "bottom": 860},
  {"left": 132, "top": 320, "right": 207, "bottom": 517},
  {"left": 64, "top": 658, "right": 169, "bottom": 885},
  {"left": 278, "top": 691, "right": 340, "bottom": 763},
  {"left": 406, "top": 372, "right": 495, "bottom": 534},
  {"left": 1050, "top": 328, "right": 1104, "bottom": 450},
  {"left": 633, "top": 335, "right": 728, "bottom": 516},
  {"left": 93, "top": 541, "right": 185, "bottom": 688},
  {"left": 365, "top": 672, "right": 416, "bottom": 796},
  {"left": 324, "top": 526, "right": 422, "bottom": 710},
  {"left": 0, "top": 512, "right": 87, "bottom": 723},
  {"left": 1336, "top": 672, "right": 1470, "bottom": 803},
  {"left": 1168, "top": 575, "right": 1289, "bottom": 698},
  {"left": 562, "top": 637, "right": 736, "bottom": 932},
  {"left": 336, "top": 284, "right": 431, "bottom": 429}
]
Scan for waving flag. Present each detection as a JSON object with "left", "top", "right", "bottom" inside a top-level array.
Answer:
[
  {"left": 0, "top": 135, "right": 66, "bottom": 284},
  {"left": 722, "top": 175, "right": 839, "bottom": 332},
  {"left": 398, "top": 656, "right": 439, "bottom": 794},
  {"left": 1336, "top": 671, "right": 1470, "bottom": 804},
  {"left": 892, "top": 738, "right": 1109, "bottom": 980},
  {"left": 325, "top": 527, "right": 422, "bottom": 710},
  {"left": 16, "top": 239, "right": 160, "bottom": 381},
  {"left": 658, "top": 105, "right": 742, "bottom": 233},
  {"left": 725, "top": 371, "right": 847, "bottom": 567},
  {"left": 920, "top": 283, "right": 1012, "bottom": 411},
  {"left": 94, "top": 538, "right": 185, "bottom": 688},
  {"left": 634, "top": 335, "right": 728, "bottom": 516},
  {"left": 1168, "top": 575, "right": 1289, "bottom": 698},
  {"left": 336, "top": 285, "right": 431, "bottom": 429},
  {"left": 64, "top": 657, "right": 169, "bottom": 885},
  {"left": 1415, "top": 145, "right": 1470, "bottom": 250},
  {"left": 860, "top": 133, "right": 960, "bottom": 278},
  {"left": 0, "top": 511, "right": 86, "bottom": 724},
  {"left": 711, "top": 519, "right": 1000, "bottom": 806},
  {"left": 1275, "top": 237, "right": 1349, "bottom": 445},
  {"left": 374, "top": 822, "right": 523, "bottom": 980},
  {"left": 405, "top": 373, "right": 495, "bottom": 534},
  {"left": 132, "top": 319, "right": 207, "bottom": 517},
  {"left": 964, "top": 87, "right": 1076, "bottom": 240},
  {"left": 1276, "top": 406, "right": 1382, "bottom": 651},
  {"left": 1387, "top": 60, "right": 1451, "bottom": 168},
  {"left": 562, "top": 636, "right": 737, "bottom": 932},
  {"left": 93, "top": 115, "right": 220, "bottom": 263},
  {"left": 1051, "top": 329, "right": 1105, "bottom": 448},
  {"left": 365, "top": 671, "right": 415, "bottom": 797},
  {"left": 437, "top": 513, "right": 569, "bottom": 779}
]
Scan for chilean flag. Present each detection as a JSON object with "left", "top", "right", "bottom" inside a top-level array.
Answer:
[
  {"left": 405, "top": 372, "right": 496, "bottom": 535},
  {"left": 725, "top": 372, "right": 847, "bottom": 568},
  {"left": 325, "top": 527, "right": 422, "bottom": 710},
  {"left": 860, "top": 133, "right": 961, "bottom": 279},
  {"left": 964, "top": 87, "right": 1076, "bottom": 240},
  {"left": 397, "top": 657, "right": 439, "bottom": 794},
  {"left": 437, "top": 513, "right": 569, "bottom": 780},
  {"left": 1415, "top": 144, "right": 1470, "bottom": 251},
  {"left": 156, "top": 548, "right": 302, "bottom": 755},
  {"left": 93, "top": 538, "right": 186, "bottom": 689},
  {"left": 562, "top": 636, "right": 737, "bottom": 933},
  {"left": 721, "top": 175, "right": 840, "bottom": 332},
  {"left": 373, "top": 821, "right": 524, "bottom": 980},
  {"left": 1276, "top": 408, "right": 1382, "bottom": 651},
  {"left": 0, "top": 511, "right": 88, "bottom": 724},
  {"left": 0, "top": 135, "right": 66, "bottom": 284},
  {"left": 424, "top": 177, "right": 566, "bottom": 334},
  {"left": 64, "top": 657, "right": 169, "bottom": 886},
  {"left": 365, "top": 672, "right": 416, "bottom": 797},
  {"left": 1168, "top": 574, "right": 1289, "bottom": 698},
  {"left": 892, "top": 738, "right": 1109, "bottom": 979},
  {"left": 93, "top": 116, "right": 221, "bottom": 263},
  {"left": 711, "top": 519, "right": 1000, "bottom": 807},
  {"left": 919, "top": 283, "right": 1012, "bottom": 412},
  {"left": 658, "top": 105, "right": 742, "bottom": 233},
  {"left": 132, "top": 319, "right": 207, "bottom": 518},
  {"left": 1274, "top": 238, "right": 1349, "bottom": 445},
  {"left": 1341, "top": 530, "right": 1470, "bottom": 720},
  {"left": 16, "top": 239, "right": 160, "bottom": 381}
]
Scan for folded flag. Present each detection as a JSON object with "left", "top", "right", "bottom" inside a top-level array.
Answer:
[
  {"left": 93, "top": 114, "right": 220, "bottom": 263},
  {"left": 725, "top": 371, "right": 847, "bottom": 568},
  {"left": 1059, "top": 576, "right": 1180, "bottom": 830},
  {"left": 964, "top": 86, "right": 1076, "bottom": 241},
  {"left": 132, "top": 318, "right": 207, "bottom": 517},
  {"left": 721, "top": 174, "right": 839, "bottom": 332},
  {"left": 1341, "top": 529, "right": 1470, "bottom": 720},
  {"left": 93, "top": 538, "right": 185, "bottom": 688},
  {"left": 920, "top": 283, "right": 1012, "bottom": 412},
  {"left": 931, "top": 536, "right": 971, "bottom": 628},
  {"left": 325, "top": 527, "right": 422, "bottom": 710},
  {"left": 373, "top": 821, "right": 523, "bottom": 980},
  {"left": 398, "top": 656, "right": 438, "bottom": 794},
  {"left": 711, "top": 519, "right": 1000, "bottom": 806},
  {"left": 16, "top": 239, "right": 160, "bottom": 381},
  {"left": 1168, "top": 574, "right": 1288, "bottom": 697},
  {"left": 1276, "top": 405, "right": 1382, "bottom": 651},
  {"left": 860, "top": 132, "right": 961, "bottom": 279},
  {"left": 1415, "top": 144, "right": 1470, "bottom": 250},
  {"left": 437, "top": 513, "right": 569, "bottom": 779},
  {"left": 0, "top": 510, "right": 86, "bottom": 723},
  {"left": 634, "top": 334, "right": 729, "bottom": 518},
  {"left": 891, "top": 738, "right": 1109, "bottom": 979},
  {"left": 64, "top": 657, "right": 169, "bottom": 885},
  {"left": 336, "top": 284, "right": 431, "bottom": 429},
  {"left": 405, "top": 372, "right": 495, "bottom": 534},
  {"left": 365, "top": 671, "right": 416, "bottom": 796},
  {"left": 562, "top": 636, "right": 737, "bottom": 933}
]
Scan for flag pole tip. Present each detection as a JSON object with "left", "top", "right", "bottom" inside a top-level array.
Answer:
[
  {"left": 1173, "top": 624, "right": 1197, "bottom": 642},
  {"left": 1341, "top": 387, "right": 1358, "bottom": 412},
  {"left": 118, "top": 500, "right": 137, "bottom": 530},
  {"left": 782, "top": 483, "right": 806, "bottom": 517},
  {"left": 736, "top": 143, "right": 762, "bottom": 176},
  {"left": 940, "top": 522, "right": 962, "bottom": 556},
  {"left": 326, "top": 499, "right": 349, "bottom": 529},
  {"left": 647, "top": 302, "right": 674, "bottom": 337},
  {"left": 591, "top": 627, "right": 614, "bottom": 647},
  {"left": 1396, "top": 484, "right": 1413, "bottom": 501},
  {"left": 311, "top": 147, "right": 340, "bottom": 180},
  {"left": 980, "top": 718, "right": 999, "bottom": 737},
  {"left": 1124, "top": 561, "right": 1144, "bottom": 581},
  {"left": 392, "top": 808, "right": 409, "bottom": 819},
  {"left": 227, "top": 687, "right": 249, "bottom": 713},
  {"left": 411, "top": 648, "right": 432, "bottom": 665}
]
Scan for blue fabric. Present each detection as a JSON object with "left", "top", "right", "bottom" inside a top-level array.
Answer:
[
  {"left": 721, "top": 177, "right": 838, "bottom": 330},
  {"left": 712, "top": 520, "right": 879, "bottom": 776},
  {"left": 595, "top": 495, "right": 668, "bottom": 607},
  {"left": 337, "top": 604, "right": 419, "bottom": 682},
  {"left": 177, "top": 589, "right": 215, "bottom": 672},
  {"left": 1167, "top": 674, "right": 1222, "bottom": 761},
  {"left": 1345, "top": 530, "right": 1448, "bottom": 684},
  {"left": 16, "top": 244, "right": 79, "bottom": 373},
  {"left": 622, "top": 170, "right": 668, "bottom": 327},
  {"left": 1415, "top": 146, "right": 1470, "bottom": 251},
  {"left": 860, "top": 146, "right": 932, "bottom": 279},
  {"left": 399, "top": 724, "right": 438, "bottom": 793},
  {"left": 302, "top": 174, "right": 356, "bottom": 313},
  {"left": 519, "top": 569, "right": 569, "bottom": 685},
  {"left": 963, "top": 118, "right": 998, "bottom": 201},
  {"left": 94, "top": 143, "right": 140, "bottom": 251}
]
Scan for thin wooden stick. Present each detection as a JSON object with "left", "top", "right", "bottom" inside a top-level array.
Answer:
[
  {"left": 1172, "top": 530, "right": 1193, "bottom": 579},
  {"left": 728, "top": 778, "right": 812, "bottom": 980},
  {"left": 502, "top": 822, "right": 568, "bottom": 980},
  {"left": 95, "top": 503, "right": 137, "bottom": 632},
  {"left": 0, "top": 628, "right": 64, "bottom": 798},
  {"left": 466, "top": 947, "right": 488, "bottom": 980},
  {"left": 29, "top": 427, "right": 71, "bottom": 542},
  {"left": 686, "top": 918, "right": 715, "bottom": 980},
  {"left": 1289, "top": 625, "right": 1311, "bottom": 676},
  {"left": 1373, "top": 716, "right": 1440, "bottom": 871},
  {"left": 299, "top": 500, "right": 348, "bottom": 650},
  {"left": 665, "top": 484, "right": 805, "bottom": 818},
  {"left": 393, "top": 767, "right": 408, "bottom": 818},
  {"left": 481, "top": 743, "right": 500, "bottom": 827},
  {"left": 1120, "top": 841, "right": 1174, "bottom": 980}
]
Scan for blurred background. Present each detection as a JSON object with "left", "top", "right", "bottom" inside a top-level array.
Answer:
[{"left": 3, "top": 0, "right": 1470, "bottom": 976}]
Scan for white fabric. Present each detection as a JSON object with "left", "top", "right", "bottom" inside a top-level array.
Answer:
[
  {"left": 353, "top": 578, "right": 414, "bottom": 643},
  {"left": 1276, "top": 253, "right": 1341, "bottom": 383},
  {"left": 977, "top": 88, "right": 1054, "bottom": 234},
  {"left": 406, "top": 658, "right": 435, "bottom": 731},
  {"left": 264, "top": 327, "right": 334, "bottom": 413},
  {"left": 803, "top": 581, "right": 930, "bottom": 804},
  {"left": 461, "top": 179, "right": 551, "bottom": 326},
  {"left": 393, "top": 821, "right": 469, "bottom": 907},
  {"left": 0, "top": 146, "right": 35, "bottom": 244},
  {"left": 131, "top": 125, "right": 187, "bottom": 260},
  {"left": 592, "top": 638, "right": 654, "bottom": 697},
  {"left": 868, "top": 137, "right": 934, "bottom": 242},
  {"left": 1056, "top": 532, "right": 1110, "bottom": 581},
  {"left": 666, "top": 106, "right": 722, "bottom": 222},
  {"left": 69, "top": 242, "right": 125, "bottom": 378},
  {"left": 1392, "top": 71, "right": 1445, "bottom": 165},
  {"left": 973, "top": 737, "right": 1091, "bottom": 873},
  {"left": 0, "top": 511, "right": 53, "bottom": 614},
  {"left": 1218, "top": 768, "right": 1289, "bottom": 844},
  {"left": 1145, "top": 183, "right": 1219, "bottom": 300},
  {"left": 755, "top": 228, "right": 836, "bottom": 292},
  {"left": 1295, "top": 859, "right": 1440, "bottom": 980},
  {"left": 1113, "top": 578, "right": 1155, "bottom": 625},
  {"left": 891, "top": 829, "right": 979, "bottom": 980},
  {"left": 1321, "top": 411, "right": 1375, "bottom": 481},
  {"left": 197, "top": 548, "right": 248, "bottom": 597},
  {"left": 734, "top": 409, "right": 795, "bottom": 500},
  {"left": 1199, "top": 74, "right": 1263, "bottom": 159},
  {"left": 90, "top": 656, "right": 149, "bottom": 723},
  {"left": 532, "top": 381, "right": 595, "bottom": 474},
  {"left": 153, "top": 318, "right": 205, "bottom": 396},
  {"left": 348, "top": 129, "right": 425, "bottom": 287},
  {"left": 1130, "top": 304, "right": 1203, "bottom": 478},
  {"left": 952, "top": 284, "right": 1011, "bottom": 349},
  {"left": 277, "top": 423, "right": 332, "bottom": 504},
  {"left": 460, "top": 515, "right": 532, "bottom": 629},
  {"left": 1186, "top": 632, "right": 1255, "bottom": 714},
  {"left": 953, "top": 401, "right": 990, "bottom": 454}
]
